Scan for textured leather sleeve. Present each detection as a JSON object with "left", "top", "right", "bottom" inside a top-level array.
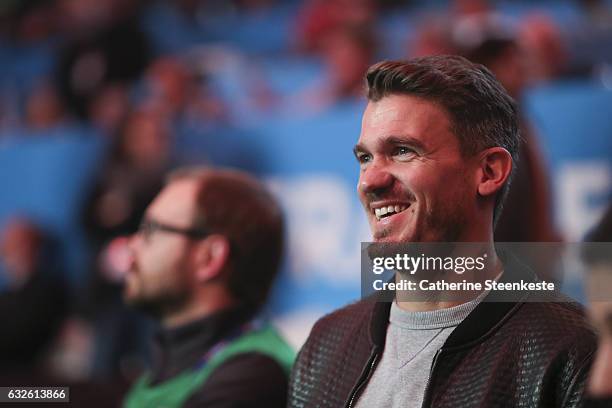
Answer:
[
  {"left": 288, "top": 301, "right": 376, "bottom": 408},
  {"left": 561, "top": 350, "right": 596, "bottom": 408},
  {"left": 549, "top": 302, "right": 598, "bottom": 408}
]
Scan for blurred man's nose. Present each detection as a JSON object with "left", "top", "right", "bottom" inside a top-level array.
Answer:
[
  {"left": 359, "top": 161, "right": 394, "bottom": 197},
  {"left": 127, "top": 232, "right": 142, "bottom": 256},
  {"left": 103, "top": 236, "right": 135, "bottom": 279}
]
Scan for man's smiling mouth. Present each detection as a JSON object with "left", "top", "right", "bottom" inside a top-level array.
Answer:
[{"left": 372, "top": 203, "right": 411, "bottom": 221}]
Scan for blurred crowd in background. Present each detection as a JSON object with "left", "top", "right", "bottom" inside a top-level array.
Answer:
[{"left": 0, "top": 0, "right": 611, "bottom": 402}]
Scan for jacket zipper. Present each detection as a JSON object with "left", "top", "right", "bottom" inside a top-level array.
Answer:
[
  {"left": 345, "top": 347, "right": 380, "bottom": 408},
  {"left": 420, "top": 349, "right": 441, "bottom": 408}
]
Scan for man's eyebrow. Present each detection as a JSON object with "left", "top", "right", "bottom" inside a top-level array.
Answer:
[
  {"left": 353, "top": 144, "right": 368, "bottom": 157},
  {"left": 383, "top": 135, "right": 426, "bottom": 151},
  {"left": 353, "top": 135, "right": 427, "bottom": 157}
]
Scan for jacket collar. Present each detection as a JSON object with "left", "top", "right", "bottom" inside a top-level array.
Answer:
[
  {"left": 150, "top": 304, "right": 254, "bottom": 384},
  {"left": 369, "top": 250, "right": 537, "bottom": 349}
]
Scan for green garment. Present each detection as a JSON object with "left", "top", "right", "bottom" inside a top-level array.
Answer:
[{"left": 124, "top": 324, "right": 294, "bottom": 408}]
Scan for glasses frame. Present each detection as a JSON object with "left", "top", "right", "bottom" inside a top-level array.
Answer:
[{"left": 138, "top": 218, "right": 210, "bottom": 240}]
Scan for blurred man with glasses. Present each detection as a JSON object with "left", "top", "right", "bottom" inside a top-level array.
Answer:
[{"left": 123, "top": 167, "right": 294, "bottom": 408}]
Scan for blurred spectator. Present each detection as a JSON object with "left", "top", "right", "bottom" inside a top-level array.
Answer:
[
  {"left": 288, "top": 25, "right": 376, "bottom": 115},
  {"left": 410, "top": 0, "right": 492, "bottom": 57},
  {"left": 451, "top": 15, "right": 561, "bottom": 284},
  {"left": 234, "top": 0, "right": 277, "bottom": 11},
  {"left": 55, "top": 0, "right": 150, "bottom": 120},
  {"left": 25, "top": 82, "right": 69, "bottom": 130},
  {"left": 451, "top": 15, "right": 524, "bottom": 94},
  {"left": 562, "top": 0, "right": 612, "bottom": 80},
  {"left": 79, "top": 106, "right": 174, "bottom": 379},
  {"left": 0, "top": 218, "right": 68, "bottom": 376},
  {"left": 88, "top": 83, "right": 131, "bottom": 134},
  {"left": 198, "top": 0, "right": 279, "bottom": 13},
  {"left": 0, "top": 0, "right": 58, "bottom": 43},
  {"left": 295, "top": 0, "right": 378, "bottom": 53},
  {"left": 518, "top": 14, "right": 567, "bottom": 83},
  {"left": 143, "top": 57, "right": 194, "bottom": 118},
  {"left": 579, "top": 0, "right": 612, "bottom": 26},
  {"left": 320, "top": 25, "right": 376, "bottom": 100},
  {"left": 83, "top": 107, "right": 173, "bottom": 244},
  {"left": 122, "top": 167, "right": 294, "bottom": 407},
  {"left": 55, "top": 0, "right": 141, "bottom": 36},
  {"left": 141, "top": 56, "right": 227, "bottom": 124},
  {"left": 451, "top": 0, "right": 491, "bottom": 17},
  {"left": 410, "top": 19, "right": 456, "bottom": 58}
]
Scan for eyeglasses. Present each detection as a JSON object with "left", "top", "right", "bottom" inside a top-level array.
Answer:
[{"left": 138, "top": 219, "right": 210, "bottom": 241}]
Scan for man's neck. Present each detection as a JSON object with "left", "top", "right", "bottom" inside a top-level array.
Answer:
[
  {"left": 161, "top": 292, "right": 236, "bottom": 329},
  {"left": 395, "top": 242, "right": 502, "bottom": 312}
]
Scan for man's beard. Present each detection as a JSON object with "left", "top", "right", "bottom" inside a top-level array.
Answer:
[
  {"left": 366, "top": 199, "right": 470, "bottom": 282},
  {"left": 374, "top": 200, "right": 468, "bottom": 243},
  {"left": 125, "top": 282, "right": 189, "bottom": 321}
]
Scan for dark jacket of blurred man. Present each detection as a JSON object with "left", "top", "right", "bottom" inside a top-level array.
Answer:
[
  {"left": 288, "top": 56, "right": 596, "bottom": 408},
  {"left": 123, "top": 168, "right": 294, "bottom": 408}
]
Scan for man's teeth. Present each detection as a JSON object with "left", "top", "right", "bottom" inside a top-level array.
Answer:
[{"left": 374, "top": 205, "right": 408, "bottom": 220}]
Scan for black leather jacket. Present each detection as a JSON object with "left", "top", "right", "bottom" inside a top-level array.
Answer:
[{"left": 289, "top": 255, "right": 597, "bottom": 408}]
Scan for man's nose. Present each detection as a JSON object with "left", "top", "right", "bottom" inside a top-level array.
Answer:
[
  {"left": 105, "top": 235, "right": 136, "bottom": 275},
  {"left": 127, "top": 232, "right": 141, "bottom": 254},
  {"left": 359, "top": 162, "right": 394, "bottom": 196}
]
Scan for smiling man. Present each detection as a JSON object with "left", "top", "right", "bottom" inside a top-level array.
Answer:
[
  {"left": 122, "top": 167, "right": 294, "bottom": 408},
  {"left": 288, "top": 56, "right": 596, "bottom": 408}
]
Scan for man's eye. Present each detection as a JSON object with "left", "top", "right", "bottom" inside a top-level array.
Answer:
[
  {"left": 356, "top": 153, "right": 372, "bottom": 164},
  {"left": 394, "top": 146, "right": 415, "bottom": 157}
]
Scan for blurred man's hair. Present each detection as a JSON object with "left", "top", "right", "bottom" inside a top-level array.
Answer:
[
  {"left": 365, "top": 55, "right": 520, "bottom": 225},
  {"left": 167, "top": 167, "right": 284, "bottom": 311}
]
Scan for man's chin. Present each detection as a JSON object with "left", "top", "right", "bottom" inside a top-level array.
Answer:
[
  {"left": 123, "top": 290, "right": 145, "bottom": 310},
  {"left": 122, "top": 282, "right": 156, "bottom": 314},
  {"left": 374, "top": 236, "right": 401, "bottom": 243},
  {"left": 125, "top": 295, "right": 164, "bottom": 319},
  {"left": 122, "top": 279, "right": 140, "bottom": 304},
  {"left": 372, "top": 230, "right": 417, "bottom": 243}
]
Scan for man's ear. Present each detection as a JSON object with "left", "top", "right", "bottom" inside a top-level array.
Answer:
[
  {"left": 477, "top": 147, "right": 513, "bottom": 198},
  {"left": 192, "top": 234, "right": 230, "bottom": 283}
]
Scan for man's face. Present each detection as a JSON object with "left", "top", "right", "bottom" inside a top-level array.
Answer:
[
  {"left": 124, "top": 179, "right": 199, "bottom": 315},
  {"left": 356, "top": 94, "right": 476, "bottom": 243}
]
